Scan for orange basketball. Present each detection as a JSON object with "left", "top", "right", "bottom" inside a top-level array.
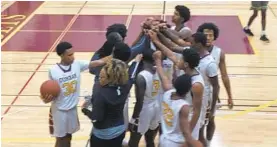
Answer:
[{"left": 40, "top": 80, "right": 60, "bottom": 103}]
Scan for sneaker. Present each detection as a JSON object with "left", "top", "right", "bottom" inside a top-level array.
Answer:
[
  {"left": 243, "top": 28, "right": 254, "bottom": 36},
  {"left": 216, "top": 101, "right": 222, "bottom": 109},
  {"left": 260, "top": 35, "right": 270, "bottom": 42}
]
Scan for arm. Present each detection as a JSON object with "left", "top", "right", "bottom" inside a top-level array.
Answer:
[
  {"left": 132, "top": 75, "right": 146, "bottom": 119},
  {"left": 154, "top": 55, "right": 173, "bottom": 91},
  {"left": 131, "top": 32, "right": 144, "bottom": 46},
  {"left": 219, "top": 51, "right": 233, "bottom": 108},
  {"left": 179, "top": 105, "right": 194, "bottom": 147},
  {"left": 128, "top": 35, "right": 147, "bottom": 62},
  {"left": 82, "top": 94, "right": 105, "bottom": 121},
  {"left": 152, "top": 39, "right": 179, "bottom": 64},
  {"left": 162, "top": 28, "right": 190, "bottom": 47},
  {"left": 189, "top": 83, "right": 203, "bottom": 132},
  {"left": 157, "top": 32, "right": 178, "bottom": 49},
  {"left": 88, "top": 55, "right": 112, "bottom": 69},
  {"left": 207, "top": 62, "right": 219, "bottom": 116},
  {"left": 148, "top": 30, "right": 179, "bottom": 64},
  {"left": 89, "top": 52, "right": 100, "bottom": 74}
]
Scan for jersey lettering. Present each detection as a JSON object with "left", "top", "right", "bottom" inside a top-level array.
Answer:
[
  {"left": 62, "top": 80, "right": 77, "bottom": 96},
  {"left": 152, "top": 80, "right": 160, "bottom": 96},
  {"left": 162, "top": 102, "right": 174, "bottom": 127}
]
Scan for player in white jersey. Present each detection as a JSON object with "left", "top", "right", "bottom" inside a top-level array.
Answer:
[
  {"left": 149, "top": 30, "right": 205, "bottom": 140},
  {"left": 153, "top": 51, "right": 202, "bottom": 147},
  {"left": 197, "top": 22, "right": 234, "bottom": 109},
  {"left": 42, "top": 42, "right": 110, "bottom": 147},
  {"left": 128, "top": 49, "right": 160, "bottom": 147},
  {"left": 190, "top": 33, "right": 219, "bottom": 147}
]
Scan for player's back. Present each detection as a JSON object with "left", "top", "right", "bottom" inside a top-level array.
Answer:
[
  {"left": 210, "top": 46, "right": 221, "bottom": 66},
  {"left": 49, "top": 60, "right": 88, "bottom": 110},
  {"left": 138, "top": 70, "right": 160, "bottom": 104},
  {"left": 185, "top": 72, "right": 205, "bottom": 117},
  {"left": 161, "top": 89, "right": 189, "bottom": 143}
]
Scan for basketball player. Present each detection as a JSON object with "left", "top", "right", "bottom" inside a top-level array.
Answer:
[
  {"left": 43, "top": 41, "right": 111, "bottom": 147},
  {"left": 197, "top": 22, "right": 234, "bottom": 109},
  {"left": 243, "top": 1, "right": 269, "bottom": 42},
  {"left": 149, "top": 30, "right": 204, "bottom": 140},
  {"left": 190, "top": 33, "right": 219, "bottom": 147},
  {"left": 153, "top": 51, "right": 202, "bottom": 147},
  {"left": 128, "top": 49, "right": 160, "bottom": 147}
]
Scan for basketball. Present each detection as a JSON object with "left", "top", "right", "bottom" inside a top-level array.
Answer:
[{"left": 40, "top": 80, "right": 60, "bottom": 103}]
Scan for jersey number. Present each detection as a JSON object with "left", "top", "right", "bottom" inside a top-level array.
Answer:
[
  {"left": 152, "top": 80, "right": 160, "bottom": 96},
  {"left": 62, "top": 80, "right": 77, "bottom": 96},
  {"left": 162, "top": 102, "right": 174, "bottom": 127}
]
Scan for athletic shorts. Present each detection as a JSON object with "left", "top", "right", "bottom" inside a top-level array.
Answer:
[
  {"left": 137, "top": 101, "right": 160, "bottom": 134},
  {"left": 200, "top": 92, "right": 216, "bottom": 126},
  {"left": 251, "top": 1, "right": 269, "bottom": 10},
  {"left": 49, "top": 106, "right": 80, "bottom": 137},
  {"left": 159, "top": 135, "right": 183, "bottom": 147}
]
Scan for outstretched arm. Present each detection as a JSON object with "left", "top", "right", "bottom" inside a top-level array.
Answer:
[
  {"left": 148, "top": 30, "right": 179, "bottom": 65},
  {"left": 153, "top": 51, "right": 173, "bottom": 91},
  {"left": 161, "top": 28, "right": 191, "bottom": 47}
]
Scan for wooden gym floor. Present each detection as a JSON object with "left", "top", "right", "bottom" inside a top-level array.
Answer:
[{"left": 1, "top": 1, "right": 277, "bottom": 147}]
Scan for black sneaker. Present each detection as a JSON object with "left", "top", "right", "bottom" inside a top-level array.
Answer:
[
  {"left": 260, "top": 35, "right": 270, "bottom": 42},
  {"left": 243, "top": 28, "right": 254, "bottom": 36}
]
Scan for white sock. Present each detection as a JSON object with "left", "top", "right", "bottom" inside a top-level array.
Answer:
[
  {"left": 122, "top": 138, "right": 129, "bottom": 146},
  {"left": 207, "top": 140, "right": 211, "bottom": 147},
  {"left": 245, "top": 26, "right": 250, "bottom": 29},
  {"left": 261, "top": 31, "right": 266, "bottom": 36}
]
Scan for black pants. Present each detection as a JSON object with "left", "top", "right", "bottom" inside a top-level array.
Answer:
[{"left": 90, "top": 132, "right": 125, "bottom": 147}]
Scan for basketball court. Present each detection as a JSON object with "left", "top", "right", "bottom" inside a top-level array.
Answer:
[{"left": 1, "top": 1, "right": 277, "bottom": 147}]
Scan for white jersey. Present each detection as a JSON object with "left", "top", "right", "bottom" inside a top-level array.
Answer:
[
  {"left": 197, "top": 55, "right": 218, "bottom": 103},
  {"left": 161, "top": 89, "right": 189, "bottom": 143},
  {"left": 49, "top": 60, "right": 89, "bottom": 110},
  {"left": 138, "top": 70, "right": 160, "bottom": 104},
  {"left": 185, "top": 72, "right": 205, "bottom": 119},
  {"left": 210, "top": 46, "right": 221, "bottom": 66}
]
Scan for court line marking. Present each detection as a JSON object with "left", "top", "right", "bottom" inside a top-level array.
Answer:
[
  {"left": 20, "top": 30, "right": 106, "bottom": 33},
  {"left": 2, "top": 110, "right": 277, "bottom": 143},
  {"left": 1, "top": 2, "right": 44, "bottom": 46},
  {"left": 218, "top": 98, "right": 277, "bottom": 119},
  {"left": 1, "top": 1, "right": 88, "bottom": 121},
  {"left": 237, "top": 15, "right": 259, "bottom": 55},
  {"left": 1, "top": 1, "right": 16, "bottom": 12}
]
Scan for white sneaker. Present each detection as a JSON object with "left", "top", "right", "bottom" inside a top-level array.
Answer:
[{"left": 122, "top": 139, "right": 129, "bottom": 147}]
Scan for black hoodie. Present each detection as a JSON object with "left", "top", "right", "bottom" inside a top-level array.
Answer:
[{"left": 82, "top": 61, "right": 140, "bottom": 129}]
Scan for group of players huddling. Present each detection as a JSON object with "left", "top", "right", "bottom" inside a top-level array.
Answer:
[{"left": 42, "top": 5, "right": 234, "bottom": 147}]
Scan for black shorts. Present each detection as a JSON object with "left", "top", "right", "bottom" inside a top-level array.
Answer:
[
  {"left": 90, "top": 132, "right": 125, "bottom": 147},
  {"left": 251, "top": 1, "right": 269, "bottom": 10}
]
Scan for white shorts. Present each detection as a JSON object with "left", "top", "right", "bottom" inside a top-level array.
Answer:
[
  {"left": 137, "top": 101, "right": 160, "bottom": 134},
  {"left": 159, "top": 135, "right": 183, "bottom": 147},
  {"left": 200, "top": 94, "right": 216, "bottom": 126},
  {"left": 49, "top": 106, "right": 80, "bottom": 137}
]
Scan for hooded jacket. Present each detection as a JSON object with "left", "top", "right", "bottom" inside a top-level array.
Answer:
[{"left": 82, "top": 61, "right": 140, "bottom": 129}]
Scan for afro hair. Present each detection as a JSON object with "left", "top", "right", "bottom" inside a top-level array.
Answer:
[{"left": 197, "top": 22, "right": 219, "bottom": 40}]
